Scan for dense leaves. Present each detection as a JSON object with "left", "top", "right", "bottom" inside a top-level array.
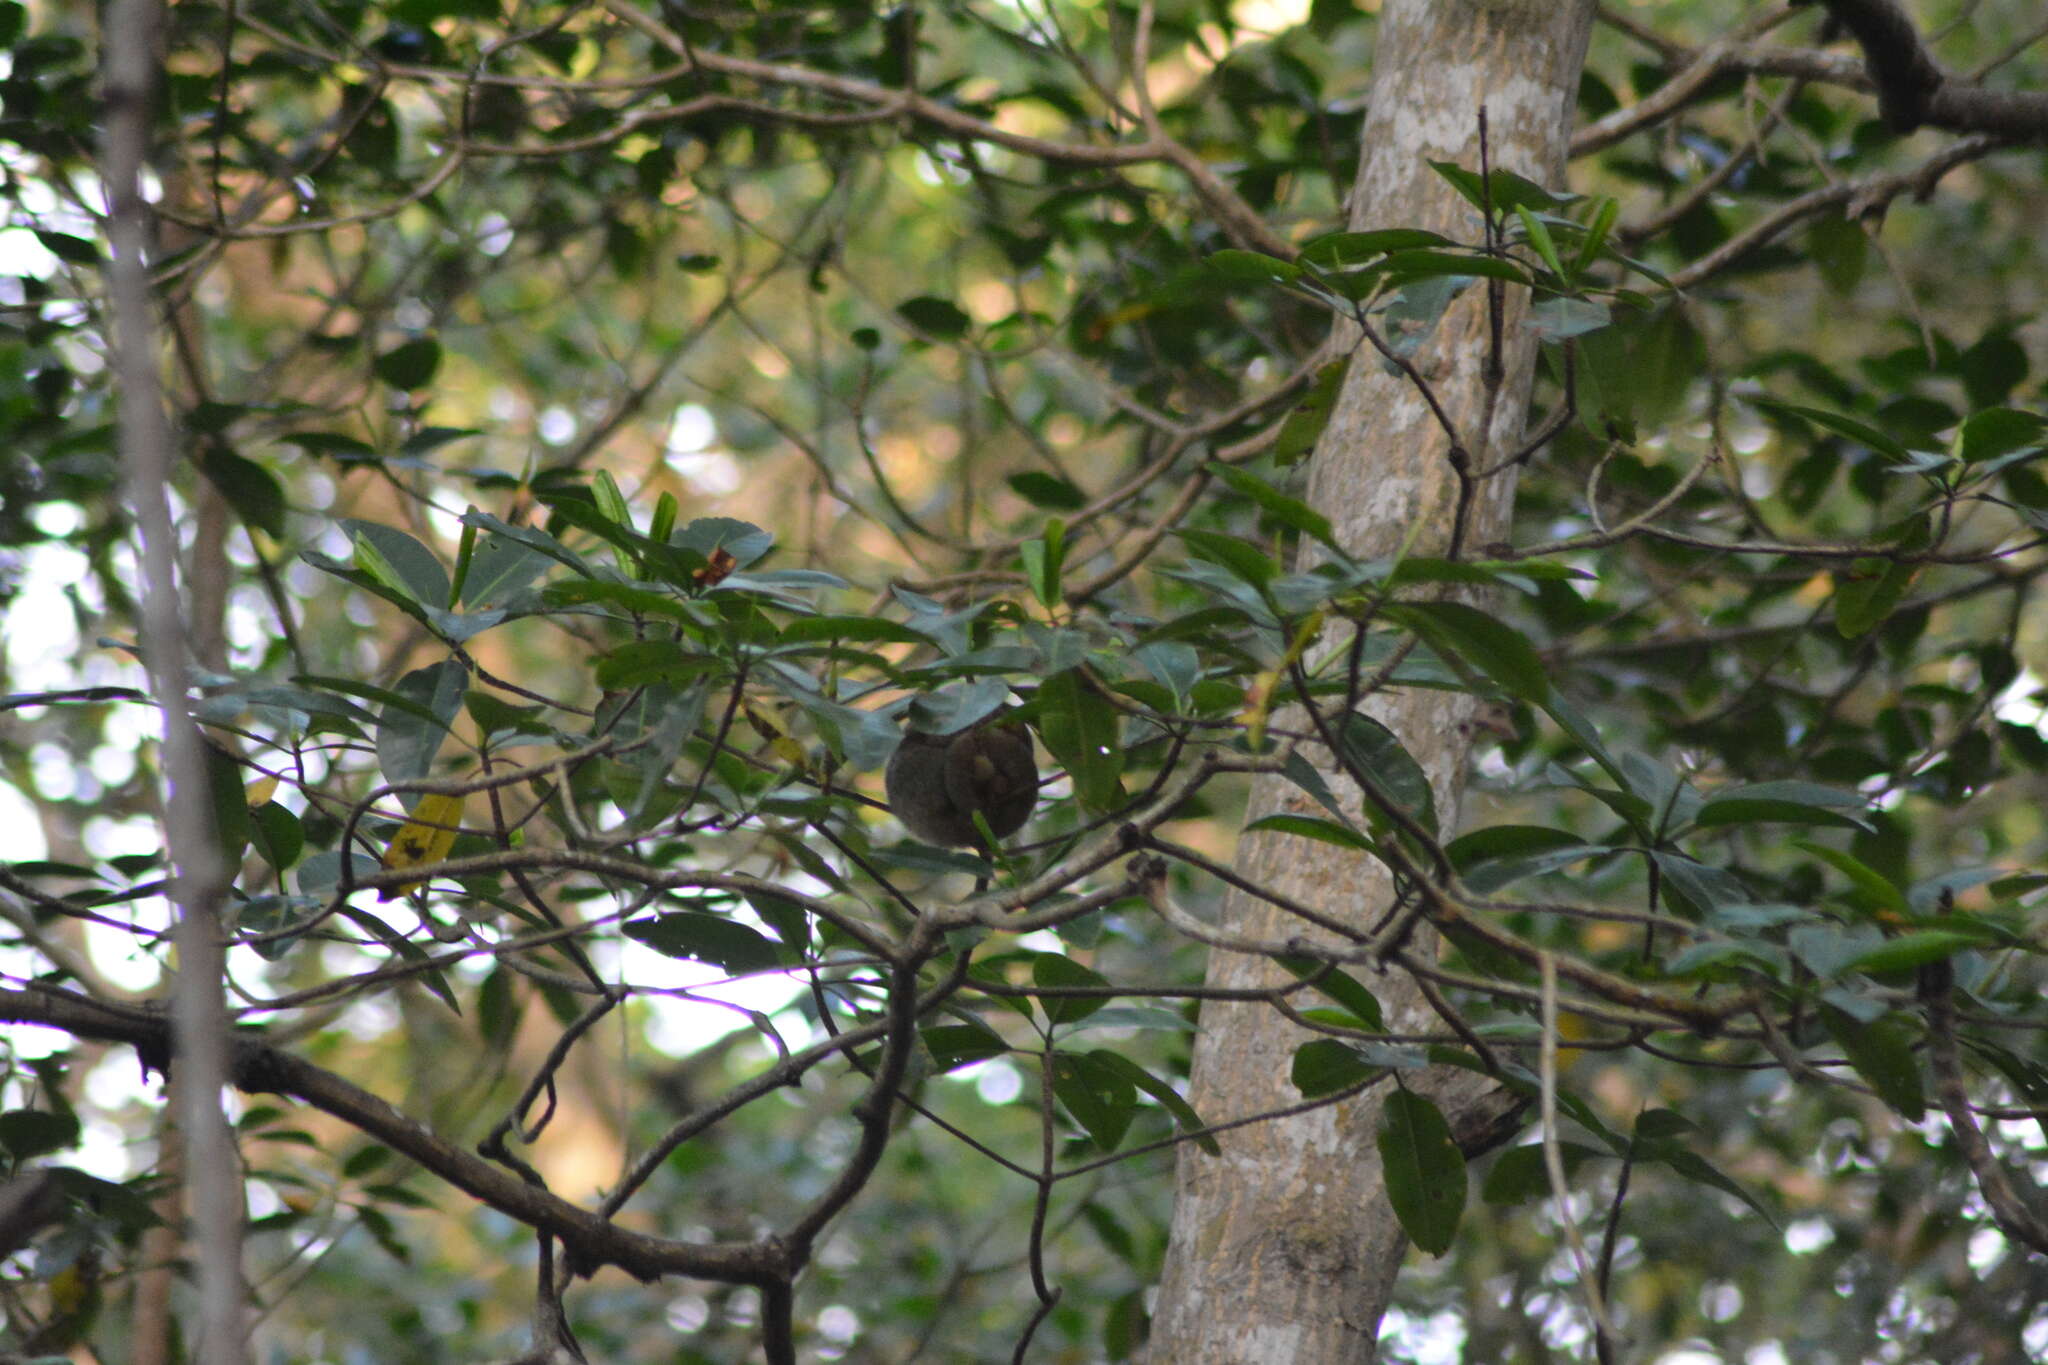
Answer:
[{"left": 2, "top": 2, "right": 2047, "bottom": 1363}]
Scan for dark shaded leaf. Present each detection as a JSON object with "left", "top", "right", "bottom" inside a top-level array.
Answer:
[{"left": 1378, "top": 1089, "right": 1466, "bottom": 1256}]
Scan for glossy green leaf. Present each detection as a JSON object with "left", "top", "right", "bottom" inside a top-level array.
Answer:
[
  {"left": 624, "top": 911, "right": 784, "bottom": 974},
  {"left": 1332, "top": 711, "right": 1438, "bottom": 836}
]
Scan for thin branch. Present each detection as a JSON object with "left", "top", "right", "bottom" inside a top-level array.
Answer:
[
  {"left": 1541, "top": 953, "right": 1625, "bottom": 1349},
  {"left": 101, "top": 1, "right": 247, "bottom": 1357}
]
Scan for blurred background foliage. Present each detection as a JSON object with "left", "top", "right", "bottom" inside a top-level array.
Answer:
[{"left": 2, "top": 1, "right": 2047, "bottom": 1361}]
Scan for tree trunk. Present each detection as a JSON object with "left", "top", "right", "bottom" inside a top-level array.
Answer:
[{"left": 1148, "top": 4, "right": 1594, "bottom": 1360}]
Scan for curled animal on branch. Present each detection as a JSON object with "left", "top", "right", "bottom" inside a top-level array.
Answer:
[{"left": 884, "top": 715, "right": 1038, "bottom": 848}]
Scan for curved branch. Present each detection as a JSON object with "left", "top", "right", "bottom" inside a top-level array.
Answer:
[
  {"left": 1802, "top": 0, "right": 2048, "bottom": 138},
  {"left": 0, "top": 986, "right": 789, "bottom": 1286}
]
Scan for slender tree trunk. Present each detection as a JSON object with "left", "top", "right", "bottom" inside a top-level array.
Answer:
[{"left": 1148, "top": 4, "right": 1594, "bottom": 1360}]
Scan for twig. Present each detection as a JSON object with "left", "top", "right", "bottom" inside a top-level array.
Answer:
[{"left": 1541, "top": 953, "right": 1625, "bottom": 1349}]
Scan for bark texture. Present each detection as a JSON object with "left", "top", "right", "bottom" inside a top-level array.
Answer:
[{"left": 1147, "top": 4, "right": 1595, "bottom": 1360}]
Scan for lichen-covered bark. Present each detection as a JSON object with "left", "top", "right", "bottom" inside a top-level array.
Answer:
[{"left": 1148, "top": 4, "right": 1595, "bottom": 1360}]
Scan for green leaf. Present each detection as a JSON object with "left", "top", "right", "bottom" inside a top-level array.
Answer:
[
  {"left": 342, "top": 1144, "right": 393, "bottom": 1179},
  {"left": 1382, "top": 600, "right": 1548, "bottom": 704},
  {"left": 1244, "top": 812, "right": 1374, "bottom": 851},
  {"left": 624, "top": 911, "right": 784, "bottom": 974},
  {"left": 921, "top": 1022, "right": 1010, "bottom": 1072},
  {"left": 198, "top": 445, "right": 288, "bottom": 537},
  {"left": 674, "top": 516, "right": 776, "bottom": 568},
  {"left": 1514, "top": 205, "right": 1566, "bottom": 280},
  {"left": 345, "top": 519, "right": 451, "bottom": 608},
  {"left": 1833, "top": 557, "right": 1918, "bottom": 639},
  {"left": 1022, "top": 518, "right": 1066, "bottom": 609},
  {"left": 339, "top": 905, "right": 459, "bottom": 1013},
  {"left": 374, "top": 659, "right": 466, "bottom": 787},
  {"left": 1050, "top": 1050, "right": 1137, "bottom": 1152},
  {"left": 1276, "top": 360, "right": 1347, "bottom": 465},
  {"left": 1378, "top": 249, "right": 1532, "bottom": 287},
  {"left": 1836, "top": 931, "right": 1987, "bottom": 977},
  {"left": 1212, "top": 465, "right": 1339, "bottom": 551},
  {"left": 0, "top": 1109, "right": 81, "bottom": 1160},
  {"left": 1332, "top": 711, "right": 1438, "bottom": 837},
  {"left": 459, "top": 509, "right": 594, "bottom": 579},
  {"left": 201, "top": 741, "right": 253, "bottom": 865},
  {"left": 35, "top": 228, "right": 100, "bottom": 265},
  {"left": 1008, "top": 471, "right": 1088, "bottom": 510},
  {"left": 1571, "top": 194, "right": 1619, "bottom": 277},
  {"left": 1634, "top": 1108, "right": 1697, "bottom": 1141},
  {"left": 1571, "top": 301, "right": 1701, "bottom": 430},
  {"left": 896, "top": 295, "right": 972, "bottom": 339},
  {"left": 1278, "top": 957, "right": 1384, "bottom": 1031},
  {"left": 1640, "top": 1142, "right": 1779, "bottom": 1227},
  {"left": 544, "top": 579, "right": 694, "bottom": 623},
  {"left": 1793, "top": 840, "right": 1912, "bottom": 921},
  {"left": 592, "top": 640, "right": 718, "bottom": 690},
  {"left": 1526, "top": 297, "right": 1611, "bottom": 340},
  {"left": 1427, "top": 161, "right": 1569, "bottom": 216},
  {"left": 592, "top": 468, "right": 635, "bottom": 532},
  {"left": 1807, "top": 212, "right": 1868, "bottom": 295},
  {"left": 1378, "top": 1089, "right": 1467, "bottom": 1256},
  {"left": 1290, "top": 1038, "right": 1379, "bottom": 1099},
  {"left": 1693, "top": 798, "right": 1871, "bottom": 832},
  {"left": 1179, "top": 528, "right": 1278, "bottom": 590},
  {"left": 374, "top": 336, "right": 442, "bottom": 390},
  {"left": 1481, "top": 1140, "right": 1602, "bottom": 1205},
  {"left": 355, "top": 1204, "right": 412, "bottom": 1263},
  {"left": 1085, "top": 1050, "right": 1220, "bottom": 1156},
  {"left": 1747, "top": 397, "right": 1911, "bottom": 463},
  {"left": 401, "top": 425, "right": 481, "bottom": 458},
  {"left": 279, "top": 430, "right": 380, "bottom": 464},
  {"left": 1036, "top": 670, "right": 1124, "bottom": 812},
  {"left": 1204, "top": 249, "right": 1301, "bottom": 284},
  {"left": 1822, "top": 1003, "right": 1924, "bottom": 1121},
  {"left": 250, "top": 801, "right": 305, "bottom": 872},
  {"left": 1385, "top": 557, "right": 1588, "bottom": 590},
  {"left": 779, "top": 614, "right": 927, "bottom": 646},
  {"left": 1033, "top": 952, "right": 1111, "bottom": 1027},
  {"left": 1447, "top": 823, "right": 1587, "bottom": 869},
  {"left": 1297, "top": 228, "right": 1454, "bottom": 269},
  {"left": 1956, "top": 407, "right": 2045, "bottom": 464}
]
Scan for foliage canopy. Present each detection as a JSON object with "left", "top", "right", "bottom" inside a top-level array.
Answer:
[{"left": 4, "top": 1, "right": 2048, "bottom": 1361}]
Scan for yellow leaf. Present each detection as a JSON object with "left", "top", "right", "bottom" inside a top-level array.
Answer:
[
  {"left": 743, "top": 699, "right": 808, "bottom": 768},
  {"left": 245, "top": 775, "right": 278, "bottom": 807},
  {"left": 379, "top": 792, "right": 465, "bottom": 900}
]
